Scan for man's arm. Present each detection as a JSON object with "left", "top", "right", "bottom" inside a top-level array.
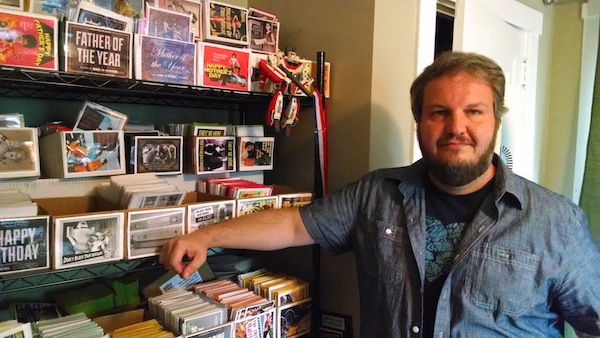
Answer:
[{"left": 159, "top": 207, "right": 314, "bottom": 279}]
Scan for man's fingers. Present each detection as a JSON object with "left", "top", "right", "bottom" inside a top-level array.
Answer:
[{"left": 180, "top": 250, "right": 206, "bottom": 280}]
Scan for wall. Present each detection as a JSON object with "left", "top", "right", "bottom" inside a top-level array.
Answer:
[{"left": 247, "top": 0, "right": 375, "bottom": 335}]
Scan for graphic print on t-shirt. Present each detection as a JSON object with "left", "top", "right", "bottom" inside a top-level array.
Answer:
[{"left": 425, "top": 215, "right": 467, "bottom": 282}]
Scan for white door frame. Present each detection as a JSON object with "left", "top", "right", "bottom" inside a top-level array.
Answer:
[{"left": 573, "top": 0, "right": 600, "bottom": 204}]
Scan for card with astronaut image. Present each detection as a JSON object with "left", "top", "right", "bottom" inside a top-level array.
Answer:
[
  {"left": 53, "top": 212, "right": 124, "bottom": 269},
  {"left": 39, "top": 130, "right": 125, "bottom": 178}
]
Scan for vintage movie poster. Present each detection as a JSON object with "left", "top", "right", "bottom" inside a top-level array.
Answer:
[
  {"left": 0, "top": 9, "right": 57, "bottom": 70},
  {"left": 54, "top": 213, "right": 124, "bottom": 269},
  {"left": 195, "top": 136, "right": 235, "bottom": 174},
  {"left": 134, "top": 136, "right": 183, "bottom": 175},
  {"left": 237, "top": 136, "right": 274, "bottom": 171},
  {"left": 136, "top": 35, "right": 196, "bottom": 85},
  {"left": 0, "top": 216, "right": 49, "bottom": 275},
  {"left": 203, "top": 0, "right": 248, "bottom": 46},
  {"left": 0, "top": 128, "right": 40, "bottom": 179},
  {"left": 248, "top": 16, "right": 278, "bottom": 54},
  {"left": 64, "top": 22, "right": 132, "bottom": 78},
  {"left": 200, "top": 43, "right": 249, "bottom": 91}
]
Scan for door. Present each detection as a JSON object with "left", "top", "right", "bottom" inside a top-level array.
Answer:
[{"left": 453, "top": 0, "right": 542, "bottom": 181}]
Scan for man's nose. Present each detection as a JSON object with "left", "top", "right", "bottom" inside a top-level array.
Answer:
[{"left": 445, "top": 111, "right": 468, "bottom": 135}]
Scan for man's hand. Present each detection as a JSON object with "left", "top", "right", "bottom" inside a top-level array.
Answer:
[{"left": 159, "top": 232, "right": 208, "bottom": 280}]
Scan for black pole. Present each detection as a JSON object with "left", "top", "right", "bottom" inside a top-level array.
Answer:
[{"left": 312, "top": 51, "right": 326, "bottom": 337}]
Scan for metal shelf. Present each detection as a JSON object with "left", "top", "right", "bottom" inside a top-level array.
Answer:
[
  {"left": 0, "top": 257, "right": 159, "bottom": 294},
  {"left": 0, "top": 67, "right": 274, "bottom": 110}
]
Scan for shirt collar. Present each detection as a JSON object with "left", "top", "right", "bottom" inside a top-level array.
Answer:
[{"left": 395, "top": 154, "right": 524, "bottom": 210}]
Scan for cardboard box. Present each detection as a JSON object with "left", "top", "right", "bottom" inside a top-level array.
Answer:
[
  {"left": 39, "top": 130, "right": 126, "bottom": 179},
  {"left": 34, "top": 196, "right": 125, "bottom": 270}
]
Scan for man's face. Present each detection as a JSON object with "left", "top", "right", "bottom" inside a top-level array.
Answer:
[{"left": 417, "top": 72, "right": 498, "bottom": 186}]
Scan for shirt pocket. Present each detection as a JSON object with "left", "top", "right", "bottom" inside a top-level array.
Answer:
[
  {"left": 361, "top": 218, "right": 405, "bottom": 285},
  {"left": 463, "top": 243, "right": 540, "bottom": 316}
]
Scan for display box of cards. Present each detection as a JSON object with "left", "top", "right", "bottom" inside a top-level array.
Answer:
[
  {"left": 184, "top": 136, "right": 236, "bottom": 175},
  {"left": 125, "top": 205, "right": 185, "bottom": 259},
  {"left": 34, "top": 196, "right": 125, "bottom": 270},
  {"left": 183, "top": 194, "right": 236, "bottom": 233},
  {"left": 0, "top": 216, "right": 50, "bottom": 276},
  {"left": 39, "top": 130, "right": 126, "bottom": 178}
]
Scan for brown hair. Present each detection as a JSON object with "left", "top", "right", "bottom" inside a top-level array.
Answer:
[{"left": 410, "top": 51, "right": 507, "bottom": 123}]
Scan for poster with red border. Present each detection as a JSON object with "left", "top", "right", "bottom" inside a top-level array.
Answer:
[
  {"left": 200, "top": 42, "right": 249, "bottom": 91},
  {"left": 0, "top": 9, "right": 58, "bottom": 70}
]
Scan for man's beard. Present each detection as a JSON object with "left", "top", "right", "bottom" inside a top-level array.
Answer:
[{"left": 420, "top": 135, "right": 496, "bottom": 187}]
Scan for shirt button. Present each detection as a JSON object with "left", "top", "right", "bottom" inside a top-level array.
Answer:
[
  {"left": 412, "top": 326, "right": 420, "bottom": 333},
  {"left": 385, "top": 228, "right": 392, "bottom": 235}
]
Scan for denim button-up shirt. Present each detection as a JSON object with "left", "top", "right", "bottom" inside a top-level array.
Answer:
[{"left": 299, "top": 155, "right": 600, "bottom": 337}]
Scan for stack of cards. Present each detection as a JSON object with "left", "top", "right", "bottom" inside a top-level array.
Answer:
[
  {"left": 98, "top": 173, "right": 185, "bottom": 209},
  {"left": 30, "top": 313, "right": 105, "bottom": 337},
  {"left": 0, "top": 190, "right": 38, "bottom": 218},
  {"left": 237, "top": 269, "right": 309, "bottom": 307},
  {"left": 148, "top": 289, "right": 228, "bottom": 336},
  {"left": 110, "top": 319, "right": 174, "bottom": 338},
  {"left": 0, "top": 320, "right": 33, "bottom": 338},
  {"left": 193, "top": 278, "right": 274, "bottom": 321},
  {"left": 197, "top": 177, "right": 273, "bottom": 198}
]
